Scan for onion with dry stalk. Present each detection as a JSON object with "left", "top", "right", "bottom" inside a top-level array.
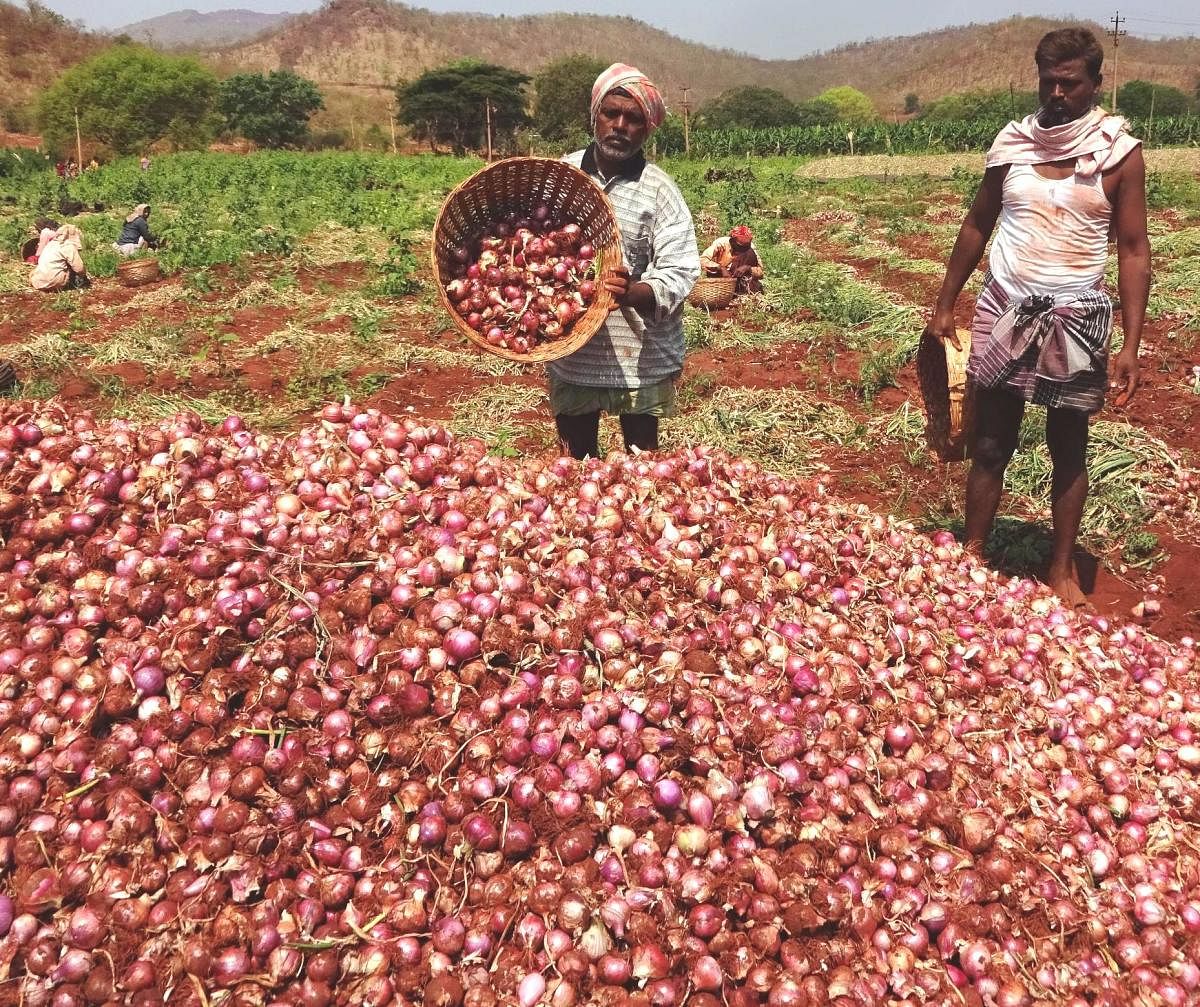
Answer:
[{"left": 0, "top": 399, "right": 1196, "bottom": 1006}]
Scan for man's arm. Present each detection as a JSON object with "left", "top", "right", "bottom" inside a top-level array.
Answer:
[
  {"left": 609, "top": 183, "right": 700, "bottom": 321},
  {"left": 699, "top": 237, "right": 722, "bottom": 263},
  {"left": 746, "top": 246, "right": 763, "bottom": 280},
  {"left": 924, "top": 164, "right": 1008, "bottom": 350},
  {"left": 136, "top": 217, "right": 159, "bottom": 246},
  {"left": 1110, "top": 146, "right": 1151, "bottom": 407}
]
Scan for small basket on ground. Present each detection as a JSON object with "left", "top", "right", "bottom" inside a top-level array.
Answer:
[
  {"left": 20, "top": 237, "right": 38, "bottom": 261},
  {"left": 917, "top": 327, "right": 975, "bottom": 461},
  {"left": 688, "top": 276, "right": 737, "bottom": 310},
  {"left": 431, "top": 157, "right": 620, "bottom": 363},
  {"left": 116, "top": 257, "right": 161, "bottom": 288}
]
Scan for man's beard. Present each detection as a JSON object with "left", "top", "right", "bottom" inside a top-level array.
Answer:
[
  {"left": 1038, "top": 101, "right": 1093, "bottom": 127},
  {"left": 596, "top": 135, "right": 638, "bottom": 160}
]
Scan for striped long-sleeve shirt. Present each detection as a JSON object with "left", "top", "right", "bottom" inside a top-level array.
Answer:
[{"left": 548, "top": 146, "right": 700, "bottom": 389}]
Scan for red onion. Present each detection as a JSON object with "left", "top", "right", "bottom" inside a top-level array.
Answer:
[{"left": 0, "top": 404, "right": 1195, "bottom": 1007}]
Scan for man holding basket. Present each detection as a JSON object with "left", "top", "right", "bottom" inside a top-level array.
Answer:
[{"left": 552, "top": 64, "right": 700, "bottom": 459}]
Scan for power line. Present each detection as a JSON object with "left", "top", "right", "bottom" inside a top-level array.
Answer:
[{"left": 1123, "top": 15, "right": 1200, "bottom": 29}]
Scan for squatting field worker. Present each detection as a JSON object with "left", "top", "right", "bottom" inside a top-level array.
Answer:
[
  {"left": 924, "top": 27, "right": 1150, "bottom": 609},
  {"left": 30, "top": 225, "right": 89, "bottom": 293},
  {"left": 551, "top": 63, "right": 700, "bottom": 460},
  {"left": 115, "top": 204, "right": 161, "bottom": 257},
  {"left": 700, "top": 225, "right": 764, "bottom": 294}
]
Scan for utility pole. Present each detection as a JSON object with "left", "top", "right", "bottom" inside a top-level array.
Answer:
[
  {"left": 485, "top": 98, "right": 493, "bottom": 162},
  {"left": 680, "top": 86, "right": 691, "bottom": 158},
  {"left": 1108, "top": 11, "right": 1126, "bottom": 111},
  {"left": 389, "top": 101, "right": 397, "bottom": 155},
  {"left": 73, "top": 106, "right": 82, "bottom": 171}
]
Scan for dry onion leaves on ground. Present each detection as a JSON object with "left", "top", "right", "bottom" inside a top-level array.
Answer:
[{"left": 0, "top": 400, "right": 1197, "bottom": 1007}]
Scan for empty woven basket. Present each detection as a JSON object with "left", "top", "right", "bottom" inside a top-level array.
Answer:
[
  {"left": 688, "top": 276, "right": 737, "bottom": 310},
  {"left": 431, "top": 157, "right": 621, "bottom": 363},
  {"left": 917, "top": 327, "right": 975, "bottom": 461},
  {"left": 117, "top": 257, "right": 161, "bottom": 288}
]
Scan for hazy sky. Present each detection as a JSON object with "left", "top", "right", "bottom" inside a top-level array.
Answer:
[{"left": 44, "top": 0, "right": 1200, "bottom": 59}]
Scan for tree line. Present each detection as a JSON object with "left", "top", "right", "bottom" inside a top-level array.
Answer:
[
  {"left": 394, "top": 60, "right": 1200, "bottom": 153},
  {"left": 31, "top": 44, "right": 1200, "bottom": 159},
  {"left": 390, "top": 59, "right": 883, "bottom": 152},
  {"left": 36, "top": 46, "right": 325, "bottom": 156}
]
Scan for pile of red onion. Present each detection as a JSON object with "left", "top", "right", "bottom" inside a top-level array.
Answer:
[
  {"left": 0, "top": 398, "right": 1198, "bottom": 1007},
  {"left": 444, "top": 204, "right": 599, "bottom": 353}
]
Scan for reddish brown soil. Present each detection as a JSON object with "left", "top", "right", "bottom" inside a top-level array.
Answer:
[{"left": 362, "top": 366, "right": 487, "bottom": 422}]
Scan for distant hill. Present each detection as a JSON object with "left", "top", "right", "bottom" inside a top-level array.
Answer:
[
  {"left": 5, "top": 0, "right": 1199, "bottom": 144},
  {"left": 0, "top": 0, "right": 104, "bottom": 128},
  {"left": 120, "top": 8, "right": 293, "bottom": 49},
  {"left": 209, "top": 0, "right": 1200, "bottom": 121}
]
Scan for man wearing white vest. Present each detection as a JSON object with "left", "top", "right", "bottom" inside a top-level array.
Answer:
[{"left": 924, "top": 27, "right": 1151, "bottom": 609}]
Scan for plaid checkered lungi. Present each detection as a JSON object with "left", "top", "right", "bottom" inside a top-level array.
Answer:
[{"left": 968, "top": 273, "right": 1112, "bottom": 414}]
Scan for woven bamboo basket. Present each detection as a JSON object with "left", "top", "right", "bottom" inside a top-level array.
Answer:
[
  {"left": 431, "top": 157, "right": 621, "bottom": 363},
  {"left": 116, "top": 257, "right": 161, "bottom": 288},
  {"left": 917, "top": 327, "right": 975, "bottom": 461},
  {"left": 688, "top": 275, "right": 737, "bottom": 310},
  {"left": 21, "top": 237, "right": 38, "bottom": 261}
]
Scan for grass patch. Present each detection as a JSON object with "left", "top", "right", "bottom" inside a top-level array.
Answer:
[
  {"left": 223, "top": 279, "right": 316, "bottom": 310},
  {"left": 101, "top": 282, "right": 194, "bottom": 316},
  {"left": 1122, "top": 530, "right": 1164, "bottom": 569},
  {"left": 763, "top": 241, "right": 922, "bottom": 399},
  {"left": 667, "top": 385, "right": 864, "bottom": 477},
  {"left": 1147, "top": 247, "right": 1200, "bottom": 330},
  {"left": 86, "top": 320, "right": 186, "bottom": 369},
  {"left": 450, "top": 382, "right": 548, "bottom": 454},
  {"left": 286, "top": 363, "right": 352, "bottom": 409},
  {"left": 1146, "top": 170, "right": 1200, "bottom": 216},
  {"left": 683, "top": 307, "right": 717, "bottom": 350},
  {"left": 184, "top": 269, "right": 216, "bottom": 295},
  {"left": 293, "top": 222, "right": 389, "bottom": 267},
  {"left": 240, "top": 323, "right": 325, "bottom": 359},
  {"left": 120, "top": 390, "right": 295, "bottom": 431},
  {"left": 1, "top": 375, "right": 60, "bottom": 400},
  {"left": 0, "top": 261, "right": 27, "bottom": 294},
  {"left": 818, "top": 214, "right": 943, "bottom": 275},
  {"left": 683, "top": 303, "right": 825, "bottom": 353},
  {"left": 870, "top": 402, "right": 929, "bottom": 465},
  {"left": 320, "top": 293, "right": 387, "bottom": 324},
  {"left": 1004, "top": 418, "right": 1193, "bottom": 549},
  {"left": 889, "top": 405, "right": 1196, "bottom": 569},
  {"left": 122, "top": 391, "right": 239, "bottom": 424},
  {"left": 91, "top": 372, "right": 128, "bottom": 403},
  {"left": 10, "top": 330, "right": 77, "bottom": 372},
  {"left": 380, "top": 340, "right": 523, "bottom": 377},
  {"left": 356, "top": 372, "right": 392, "bottom": 396}
]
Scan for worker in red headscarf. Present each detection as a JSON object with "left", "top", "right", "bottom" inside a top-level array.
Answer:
[{"left": 700, "top": 225, "right": 763, "bottom": 294}]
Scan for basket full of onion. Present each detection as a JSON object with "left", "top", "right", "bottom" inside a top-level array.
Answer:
[{"left": 432, "top": 157, "right": 621, "bottom": 362}]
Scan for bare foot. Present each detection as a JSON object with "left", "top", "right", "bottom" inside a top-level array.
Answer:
[{"left": 1047, "top": 565, "right": 1090, "bottom": 611}]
